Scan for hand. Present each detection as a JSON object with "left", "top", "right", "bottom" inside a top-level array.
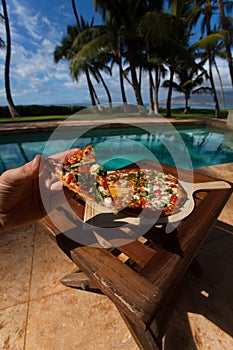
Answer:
[
  {"left": 0, "top": 149, "right": 79, "bottom": 232},
  {"left": 0, "top": 155, "right": 44, "bottom": 232}
]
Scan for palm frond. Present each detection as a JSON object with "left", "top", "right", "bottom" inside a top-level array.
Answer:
[
  {"left": 192, "top": 33, "right": 224, "bottom": 50},
  {"left": 192, "top": 86, "right": 212, "bottom": 95},
  {"left": 139, "top": 12, "right": 170, "bottom": 45},
  {"left": 72, "top": 33, "right": 113, "bottom": 63}
]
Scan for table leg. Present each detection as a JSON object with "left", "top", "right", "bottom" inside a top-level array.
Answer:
[
  {"left": 118, "top": 309, "right": 162, "bottom": 350},
  {"left": 60, "top": 271, "right": 100, "bottom": 291}
]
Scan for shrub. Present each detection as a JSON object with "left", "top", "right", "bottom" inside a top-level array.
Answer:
[{"left": 0, "top": 105, "right": 86, "bottom": 118}]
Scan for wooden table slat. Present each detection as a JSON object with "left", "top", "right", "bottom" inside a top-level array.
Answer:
[{"left": 116, "top": 239, "right": 157, "bottom": 269}]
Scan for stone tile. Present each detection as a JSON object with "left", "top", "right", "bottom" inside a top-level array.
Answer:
[
  {"left": 195, "top": 163, "right": 233, "bottom": 183},
  {"left": 218, "top": 194, "right": 233, "bottom": 226},
  {"left": 164, "top": 309, "right": 233, "bottom": 350},
  {"left": 29, "top": 225, "right": 77, "bottom": 300},
  {"left": 0, "top": 303, "right": 27, "bottom": 350},
  {"left": 195, "top": 163, "right": 233, "bottom": 226},
  {"left": 0, "top": 225, "right": 35, "bottom": 309},
  {"left": 25, "top": 289, "right": 138, "bottom": 350}
]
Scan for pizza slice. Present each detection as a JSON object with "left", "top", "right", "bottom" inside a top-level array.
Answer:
[{"left": 53, "top": 145, "right": 115, "bottom": 209}]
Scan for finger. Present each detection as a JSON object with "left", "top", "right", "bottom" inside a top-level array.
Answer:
[
  {"left": 1, "top": 155, "right": 41, "bottom": 185},
  {"left": 51, "top": 181, "right": 63, "bottom": 191}
]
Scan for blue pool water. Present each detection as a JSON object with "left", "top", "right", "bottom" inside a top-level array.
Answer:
[{"left": 0, "top": 125, "right": 232, "bottom": 173}]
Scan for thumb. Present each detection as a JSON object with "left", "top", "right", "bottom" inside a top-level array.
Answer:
[{"left": 1, "top": 155, "right": 42, "bottom": 185}]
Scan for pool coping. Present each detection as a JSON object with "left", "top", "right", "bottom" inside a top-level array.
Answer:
[{"left": 0, "top": 116, "right": 232, "bottom": 135}]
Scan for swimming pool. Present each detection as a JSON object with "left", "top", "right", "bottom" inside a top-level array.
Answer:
[{"left": 0, "top": 124, "right": 232, "bottom": 173}]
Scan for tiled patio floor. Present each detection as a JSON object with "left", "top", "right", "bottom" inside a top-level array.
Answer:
[{"left": 0, "top": 162, "right": 232, "bottom": 349}]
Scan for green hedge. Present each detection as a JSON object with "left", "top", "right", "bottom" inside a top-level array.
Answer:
[{"left": 0, "top": 105, "right": 86, "bottom": 118}]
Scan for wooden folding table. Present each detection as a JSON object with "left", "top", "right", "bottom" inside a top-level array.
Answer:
[{"left": 39, "top": 161, "right": 232, "bottom": 350}]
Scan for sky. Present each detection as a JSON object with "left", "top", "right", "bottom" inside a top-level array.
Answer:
[{"left": 0, "top": 0, "right": 232, "bottom": 107}]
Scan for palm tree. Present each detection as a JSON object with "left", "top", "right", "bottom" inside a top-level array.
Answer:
[
  {"left": 191, "top": 0, "right": 221, "bottom": 117},
  {"left": 217, "top": 0, "right": 233, "bottom": 87},
  {"left": 1, "top": 0, "right": 20, "bottom": 118},
  {"left": 163, "top": 61, "right": 210, "bottom": 112},
  {"left": 94, "top": 0, "right": 154, "bottom": 106},
  {"left": 193, "top": 32, "right": 227, "bottom": 108},
  {"left": 95, "top": 0, "right": 182, "bottom": 113}
]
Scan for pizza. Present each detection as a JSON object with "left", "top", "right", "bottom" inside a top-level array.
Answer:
[
  {"left": 104, "top": 167, "right": 186, "bottom": 216},
  {"left": 52, "top": 145, "right": 186, "bottom": 217}
]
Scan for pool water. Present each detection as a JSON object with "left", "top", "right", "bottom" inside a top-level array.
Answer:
[{"left": 0, "top": 125, "right": 232, "bottom": 173}]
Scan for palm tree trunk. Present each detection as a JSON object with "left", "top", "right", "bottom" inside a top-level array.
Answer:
[
  {"left": 119, "top": 63, "right": 128, "bottom": 112},
  {"left": 85, "top": 69, "right": 96, "bottom": 107},
  {"left": 131, "top": 65, "right": 143, "bottom": 106},
  {"left": 2, "top": 0, "right": 20, "bottom": 118},
  {"left": 153, "top": 67, "right": 160, "bottom": 114},
  {"left": 213, "top": 58, "right": 225, "bottom": 109},
  {"left": 166, "top": 67, "right": 174, "bottom": 118},
  {"left": 87, "top": 73, "right": 102, "bottom": 112},
  {"left": 208, "top": 54, "right": 220, "bottom": 118},
  {"left": 116, "top": 31, "right": 128, "bottom": 112},
  {"left": 92, "top": 88, "right": 102, "bottom": 111},
  {"left": 97, "top": 71, "right": 112, "bottom": 112},
  {"left": 71, "top": 0, "right": 81, "bottom": 32},
  {"left": 184, "top": 93, "right": 190, "bottom": 114},
  {"left": 148, "top": 69, "right": 154, "bottom": 114},
  {"left": 205, "top": 9, "right": 220, "bottom": 117},
  {"left": 127, "top": 42, "right": 144, "bottom": 106},
  {"left": 217, "top": 0, "right": 233, "bottom": 87}
]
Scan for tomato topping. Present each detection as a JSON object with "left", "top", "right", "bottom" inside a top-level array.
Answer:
[
  {"left": 67, "top": 173, "right": 74, "bottom": 184},
  {"left": 141, "top": 197, "right": 147, "bottom": 207},
  {"left": 171, "top": 194, "right": 177, "bottom": 204},
  {"left": 153, "top": 189, "right": 161, "bottom": 196}
]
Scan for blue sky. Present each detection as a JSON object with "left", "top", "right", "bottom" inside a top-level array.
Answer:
[{"left": 0, "top": 0, "right": 232, "bottom": 107}]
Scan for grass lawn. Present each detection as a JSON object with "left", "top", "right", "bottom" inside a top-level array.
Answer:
[
  {"left": 167, "top": 108, "right": 228, "bottom": 119},
  {"left": 0, "top": 108, "right": 228, "bottom": 123}
]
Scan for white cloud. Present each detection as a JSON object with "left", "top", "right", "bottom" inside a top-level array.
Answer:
[
  {"left": 11, "top": 0, "right": 42, "bottom": 42},
  {"left": 64, "top": 81, "right": 77, "bottom": 88}
]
